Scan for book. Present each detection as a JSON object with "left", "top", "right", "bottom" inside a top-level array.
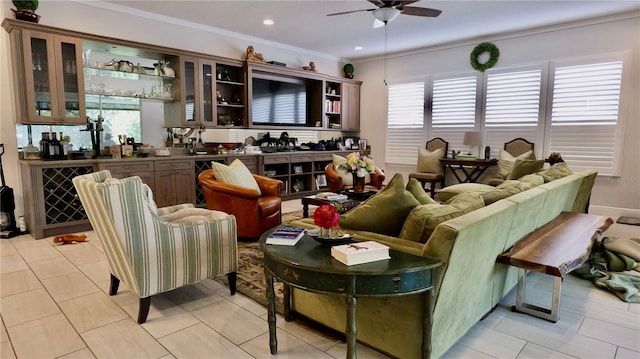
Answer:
[
  {"left": 266, "top": 226, "right": 305, "bottom": 246},
  {"left": 316, "top": 192, "right": 348, "bottom": 201},
  {"left": 330, "top": 241, "right": 390, "bottom": 266}
]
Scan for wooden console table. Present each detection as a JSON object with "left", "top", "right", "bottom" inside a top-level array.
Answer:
[
  {"left": 497, "top": 212, "right": 613, "bottom": 322},
  {"left": 260, "top": 231, "right": 442, "bottom": 358},
  {"left": 439, "top": 158, "right": 498, "bottom": 183}
]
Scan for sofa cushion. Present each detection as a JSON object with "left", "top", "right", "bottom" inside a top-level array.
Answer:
[
  {"left": 406, "top": 178, "right": 437, "bottom": 205},
  {"left": 400, "top": 192, "right": 484, "bottom": 243},
  {"left": 506, "top": 159, "right": 544, "bottom": 180},
  {"left": 333, "top": 154, "right": 371, "bottom": 185},
  {"left": 538, "top": 162, "right": 573, "bottom": 182},
  {"left": 481, "top": 187, "right": 522, "bottom": 205},
  {"left": 339, "top": 173, "right": 419, "bottom": 236},
  {"left": 212, "top": 159, "right": 261, "bottom": 195},
  {"left": 434, "top": 183, "right": 494, "bottom": 202},
  {"left": 161, "top": 208, "right": 230, "bottom": 224},
  {"left": 497, "top": 149, "right": 535, "bottom": 179},
  {"left": 417, "top": 148, "right": 445, "bottom": 175}
]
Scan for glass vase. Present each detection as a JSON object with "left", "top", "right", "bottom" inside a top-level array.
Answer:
[{"left": 320, "top": 227, "right": 333, "bottom": 238}]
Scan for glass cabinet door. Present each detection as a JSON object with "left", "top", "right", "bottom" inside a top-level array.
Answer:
[
  {"left": 200, "top": 60, "right": 215, "bottom": 126},
  {"left": 182, "top": 59, "right": 197, "bottom": 125},
  {"left": 23, "top": 31, "right": 58, "bottom": 122},
  {"left": 55, "top": 36, "right": 85, "bottom": 123}
]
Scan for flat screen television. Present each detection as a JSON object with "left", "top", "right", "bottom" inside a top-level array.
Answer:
[{"left": 251, "top": 76, "right": 307, "bottom": 126}]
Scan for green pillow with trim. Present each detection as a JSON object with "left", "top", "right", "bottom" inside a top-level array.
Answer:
[
  {"left": 434, "top": 183, "right": 494, "bottom": 202},
  {"left": 400, "top": 192, "right": 484, "bottom": 243},
  {"left": 538, "top": 162, "right": 573, "bottom": 182},
  {"left": 507, "top": 159, "right": 545, "bottom": 180},
  {"left": 339, "top": 173, "right": 420, "bottom": 236},
  {"left": 406, "top": 178, "right": 437, "bottom": 205}
]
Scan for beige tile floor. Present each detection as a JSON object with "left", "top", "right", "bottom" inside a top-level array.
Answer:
[{"left": 1, "top": 200, "right": 638, "bottom": 358}]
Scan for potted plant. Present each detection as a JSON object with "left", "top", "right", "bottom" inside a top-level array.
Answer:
[
  {"left": 343, "top": 63, "right": 354, "bottom": 79},
  {"left": 11, "top": 0, "right": 40, "bottom": 23}
]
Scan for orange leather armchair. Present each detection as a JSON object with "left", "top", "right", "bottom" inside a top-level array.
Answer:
[
  {"left": 198, "top": 169, "right": 284, "bottom": 239},
  {"left": 325, "top": 163, "right": 385, "bottom": 192}
]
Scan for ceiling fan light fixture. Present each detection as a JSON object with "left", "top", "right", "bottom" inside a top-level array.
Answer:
[{"left": 372, "top": 7, "right": 400, "bottom": 23}]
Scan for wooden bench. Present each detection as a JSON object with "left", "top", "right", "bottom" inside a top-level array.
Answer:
[{"left": 497, "top": 212, "right": 613, "bottom": 322}]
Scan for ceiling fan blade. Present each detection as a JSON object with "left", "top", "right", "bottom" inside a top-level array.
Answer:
[
  {"left": 370, "top": 0, "right": 420, "bottom": 7},
  {"left": 327, "top": 8, "right": 374, "bottom": 16},
  {"left": 373, "top": 18, "right": 385, "bottom": 28},
  {"left": 367, "top": 0, "right": 387, "bottom": 7},
  {"left": 400, "top": 6, "right": 442, "bottom": 17}
]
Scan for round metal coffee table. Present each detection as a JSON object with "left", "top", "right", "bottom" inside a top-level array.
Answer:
[{"left": 260, "top": 230, "right": 442, "bottom": 359}]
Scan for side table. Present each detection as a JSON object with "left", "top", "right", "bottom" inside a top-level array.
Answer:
[
  {"left": 439, "top": 158, "right": 498, "bottom": 183},
  {"left": 260, "top": 231, "right": 442, "bottom": 358}
]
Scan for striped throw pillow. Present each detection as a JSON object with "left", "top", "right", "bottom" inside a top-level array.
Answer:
[{"left": 212, "top": 159, "right": 261, "bottom": 195}]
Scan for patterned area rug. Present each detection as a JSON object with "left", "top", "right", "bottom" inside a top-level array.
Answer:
[{"left": 216, "top": 210, "right": 308, "bottom": 312}]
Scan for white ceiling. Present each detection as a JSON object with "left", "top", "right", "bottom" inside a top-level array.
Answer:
[{"left": 103, "top": 1, "right": 640, "bottom": 60}]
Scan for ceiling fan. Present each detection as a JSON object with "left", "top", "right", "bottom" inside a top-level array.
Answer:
[{"left": 327, "top": 0, "right": 441, "bottom": 26}]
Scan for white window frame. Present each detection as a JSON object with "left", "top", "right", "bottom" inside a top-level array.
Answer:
[
  {"left": 543, "top": 52, "right": 629, "bottom": 176},
  {"left": 385, "top": 81, "right": 427, "bottom": 165}
]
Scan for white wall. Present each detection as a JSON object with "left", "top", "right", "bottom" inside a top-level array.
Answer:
[
  {"left": 0, "top": 0, "right": 343, "bottom": 217},
  {"left": 355, "top": 13, "right": 640, "bottom": 212}
]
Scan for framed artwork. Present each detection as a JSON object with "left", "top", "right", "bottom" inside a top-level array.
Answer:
[
  {"left": 358, "top": 139, "right": 367, "bottom": 150},
  {"left": 343, "top": 136, "right": 357, "bottom": 149},
  {"left": 315, "top": 174, "right": 327, "bottom": 189},
  {"left": 294, "top": 165, "right": 303, "bottom": 174}
]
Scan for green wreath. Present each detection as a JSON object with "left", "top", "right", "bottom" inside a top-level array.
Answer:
[{"left": 470, "top": 42, "right": 500, "bottom": 72}]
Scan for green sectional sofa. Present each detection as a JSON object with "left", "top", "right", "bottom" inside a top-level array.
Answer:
[{"left": 289, "top": 169, "right": 596, "bottom": 358}]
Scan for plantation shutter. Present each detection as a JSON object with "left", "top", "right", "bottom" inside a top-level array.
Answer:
[
  {"left": 429, "top": 74, "right": 480, "bottom": 154},
  {"left": 547, "top": 58, "right": 625, "bottom": 175},
  {"left": 386, "top": 82, "right": 425, "bottom": 164},
  {"left": 483, "top": 67, "right": 544, "bottom": 159}
]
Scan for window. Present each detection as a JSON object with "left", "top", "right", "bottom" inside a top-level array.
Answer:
[
  {"left": 385, "top": 82, "right": 425, "bottom": 164},
  {"left": 546, "top": 56, "right": 626, "bottom": 176},
  {"left": 483, "top": 66, "right": 544, "bottom": 158},
  {"left": 385, "top": 53, "right": 627, "bottom": 176},
  {"left": 430, "top": 74, "right": 480, "bottom": 154}
]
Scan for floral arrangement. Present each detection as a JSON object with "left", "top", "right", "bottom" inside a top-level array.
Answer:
[
  {"left": 338, "top": 152, "right": 375, "bottom": 175},
  {"left": 313, "top": 204, "right": 340, "bottom": 229}
]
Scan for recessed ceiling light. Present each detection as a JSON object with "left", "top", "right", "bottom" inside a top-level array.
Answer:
[
  {"left": 263, "top": 19, "right": 274, "bottom": 26},
  {"left": 354, "top": 46, "right": 363, "bottom": 51}
]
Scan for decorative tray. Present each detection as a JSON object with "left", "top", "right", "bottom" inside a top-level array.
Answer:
[{"left": 306, "top": 228, "right": 355, "bottom": 245}]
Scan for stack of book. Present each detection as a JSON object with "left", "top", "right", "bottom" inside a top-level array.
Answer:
[
  {"left": 331, "top": 241, "right": 390, "bottom": 265},
  {"left": 316, "top": 192, "right": 348, "bottom": 201},
  {"left": 266, "top": 226, "right": 305, "bottom": 246}
]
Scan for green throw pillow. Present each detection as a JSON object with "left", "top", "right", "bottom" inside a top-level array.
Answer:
[
  {"left": 507, "top": 159, "right": 545, "bottom": 180},
  {"left": 406, "top": 178, "right": 437, "bottom": 205},
  {"left": 497, "top": 150, "right": 535, "bottom": 179},
  {"left": 538, "top": 162, "right": 573, "bottom": 182},
  {"left": 400, "top": 192, "right": 484, "bottom": 243},
  {"left": 339, "top": 173, "right": 420, "bottom": 236},
  {"left": 481, "top": 187, "right": 522, "bottom": 205},
  {"left": 518, "top": 174, "right": 544, "bottom": 187},
  {"left": 434, "top": 183, "right": 494, "bottom": 202}
]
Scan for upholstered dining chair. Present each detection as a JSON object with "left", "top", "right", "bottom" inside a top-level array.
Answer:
[
  {"left": 408, "top": 137, "right": 449, "bottom": 196},
  {"left": 198, "top": 168, "right": 284, "bottom": 239},
  {"left": 488, "top": 137, "right": 535, "bottom": 186},
  {"left": 73, "top": 170, "right": 238, "bottom": 324}
]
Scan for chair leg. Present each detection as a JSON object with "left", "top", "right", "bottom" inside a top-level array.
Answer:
[
  {"left": 137, "top": 297, "right": 151, "bottom": 324},
  {"left": 430, "top": 182, "right": 436, "bottom": 197},
  {"left": 109, "top": 274, "right": 120, "bottom": 296},
  {"left": 227, "top": 272, "right": 237, "bottom": 295}
]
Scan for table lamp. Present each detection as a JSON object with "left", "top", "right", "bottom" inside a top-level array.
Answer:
[{"left": 463, "top": 131, "right": 481, "bottom": 157}]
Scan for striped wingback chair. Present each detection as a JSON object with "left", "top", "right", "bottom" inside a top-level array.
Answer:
[{"left": 73, "top": 170, "right": 238, "bottom": 324}]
